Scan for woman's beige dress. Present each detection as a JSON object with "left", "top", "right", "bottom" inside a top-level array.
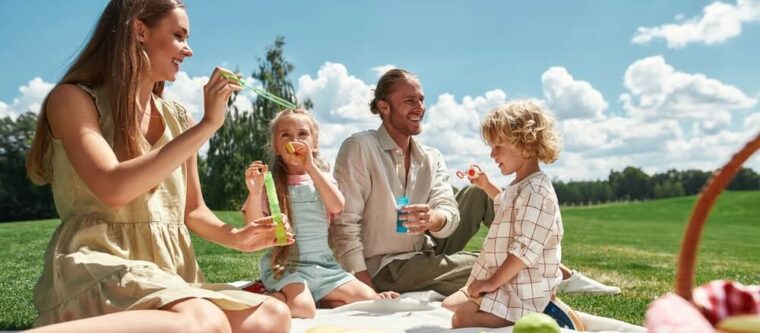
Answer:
[{"left": 33, "top": 85, "right": 268, "bottom": 326}]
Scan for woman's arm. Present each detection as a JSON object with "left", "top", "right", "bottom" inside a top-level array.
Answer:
[
  {"left": 47, "top": 68, "right": 238, "bottom": 208},
  {"left": 184, "top": 143, "right": 292, "bottom": 251}
]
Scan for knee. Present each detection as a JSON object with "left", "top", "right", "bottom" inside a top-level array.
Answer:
[
  {"left": 175, "top": 299, "right": 232, "bottom": 333},
  {"left": 451, "top": 310, "right": 472, "bottom": 328},
  {"left": 451, "top": 312, "right": 464, "bottom": 328},
  {"left": 360, "top": 289, "right": 379, "bottom": 301},
  {"left": 250, "top": 299, "right": 292, "bottom": 332},
  {"left": 289, "top": 299, "right": 317, "bottom": 319},
  {"left": 441, "top": 298, "right": 458, "bottom": 312},
  {"left": 450, "top": 306, "right": 476, "bottom": 328},
  {"left": 350, "top": 285, "right": 379, "bottom": 302}
]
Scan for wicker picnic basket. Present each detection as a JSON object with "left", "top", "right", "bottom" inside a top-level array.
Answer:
[
  {"left": 675, "top": 131, "right": 760, "bottom": 302},
  {"left": 647, "top": 132, "right": 760, "bottom": 332}
]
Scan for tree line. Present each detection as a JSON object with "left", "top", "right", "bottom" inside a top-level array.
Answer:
[
  {"left": 553, "top": 166, "right": 759, "bottom": 206},
  {"left": 1, "top": 37, "right": 758, "bottom": 222}
]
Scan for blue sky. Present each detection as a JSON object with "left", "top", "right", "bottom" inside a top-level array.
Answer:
[{"left": 2, "top": 1, "right": 759, "bottom": 186}]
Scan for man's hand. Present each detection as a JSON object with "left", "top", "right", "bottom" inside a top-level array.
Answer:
[
  {"left": 376, "top": 291, "right": 400, "bottom": 299},
  {"left": 400, "top": 204, "right": 446, "bottom": 234}
]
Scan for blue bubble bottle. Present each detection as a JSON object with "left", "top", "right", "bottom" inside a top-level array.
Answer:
[{"left": 396, "top": 196, "right": 409, "bottom": 233}]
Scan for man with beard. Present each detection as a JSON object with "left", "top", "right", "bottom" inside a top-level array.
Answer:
[{"left": 330, "top": 68, "right": 474, "bottom": 296}]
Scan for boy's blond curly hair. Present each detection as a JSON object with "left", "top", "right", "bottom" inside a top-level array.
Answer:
[{"left": 481, "top": 100, "right": 561, "bottom": 164}]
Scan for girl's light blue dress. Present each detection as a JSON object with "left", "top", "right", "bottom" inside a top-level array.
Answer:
[{"left": 258, "top": 174, "right": 355, "bottom": 300}]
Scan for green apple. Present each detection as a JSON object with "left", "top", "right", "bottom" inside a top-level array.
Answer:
[{"left": 513, "top": 313, "right": 561, "bottom": 333}]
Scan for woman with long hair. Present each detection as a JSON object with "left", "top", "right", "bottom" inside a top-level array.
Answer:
[{"left": 25, "top": 1, "right": 293, "bottom": 332}]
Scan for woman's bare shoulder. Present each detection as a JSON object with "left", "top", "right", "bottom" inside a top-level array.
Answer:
[{"left": 46, "top": 84, "right": 100, "bottom": 138}]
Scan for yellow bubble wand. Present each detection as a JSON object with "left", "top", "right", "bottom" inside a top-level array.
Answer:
[{"left": 263, "top": 171, "right": 288, "bottom": 246}]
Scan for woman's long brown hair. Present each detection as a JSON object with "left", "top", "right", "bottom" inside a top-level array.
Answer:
[
  {"left": 268, "top": 109, "right": 330, "bottom": 279},
  {"left": 26, "top": 0, "right": 185, "bottom": 184}
]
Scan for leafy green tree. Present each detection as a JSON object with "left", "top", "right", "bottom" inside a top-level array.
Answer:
[
  {"left": 0, "top": 112, "right": 56, "bottom": 222},
  {"left": 201, "top": 37, "right": 302, "bottom": 210},
  {"left": 728, "top": 167, "right": 760, "bottom": 190},
  {"left": 553, "top": 180, "right": 582, "bottom": 205},
  {"left": 680, "top": 169, "right": 711, "bottom": 195},
  {"left": 609, "top": 167, "right": 652, "bottom": 201},
  {"left": 654, "top": 180, "right": 685, "bottom": 199}
]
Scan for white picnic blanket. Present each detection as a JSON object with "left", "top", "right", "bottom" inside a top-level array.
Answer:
[{"left": 290, "top": 292, "right": 646, "bottom": 333}]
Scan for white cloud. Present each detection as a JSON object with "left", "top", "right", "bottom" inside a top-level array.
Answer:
[
  {"left": 295, "top": 61, "right": 760, "bottom": 184},
  {"left": 296, "top": 62, "right": 380, "bottom": 157},
  {"left": 0, "top": 101, "right": 9, "bottom": 118},
  {"left": 665, "top": 128, "right": 760, "bottom": 171},
  {"left": 541, "top": 66, "right": 608, "bottom": 120},
  {"left": 420, "top": 90, "right": 509, "bottom": 187},
  {"left": 0, "top": 77, "right": 55, "bottom": 119},
  {"left": 632, "top": 0, "right": 760, "bottom": 48},
  {"left": 163, "top": 72, "right": 210, "bottom": 121},
  {"left": 559, "top": 117, "right": 683, "bottom": 156},
  {"left": 620, "top": 56, "right": 756, "bottom": 127},
  {"left": 744, "top": 111, "right": 760, "bottom": 129},
  {"left": 371, "top": 64, "right": 397, "bottom": 78},
  {"left": 545, "top": 152, "right": 634, "bottom": 182},
  {"left": 8, "top": 62, "right": 760, "bottom": 182}
]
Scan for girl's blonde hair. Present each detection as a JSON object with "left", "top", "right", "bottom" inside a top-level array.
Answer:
[
  {"left": 481, "top": 100, "right": 561, "bottom": 164},
  {"left": 267, "top": 108, "right": 329, "bottom": 279},
  {"left": 26, "top": 0, "right": 185, "bottom": 184}
]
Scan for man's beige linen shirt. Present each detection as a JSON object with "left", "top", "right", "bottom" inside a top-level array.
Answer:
[{"left": 330, "top": 125, "right": 460, "bottom": 277}]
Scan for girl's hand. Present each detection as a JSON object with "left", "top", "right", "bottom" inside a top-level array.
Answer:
[
  {"left": 245, "top": 161, "right": 268, "bottom": 193},
  {"left": 467, "top": 278, "right": 497, "bottom": 297},
  {"left": 281, "top": 140, "right": 314, "bottom": 171},
  {"left": 376, "top": 291, "right": 400, "bottom": 300},
  {"left": 234, "top": 215, "right": 295, "bottom": 252},
  {"left": 202, "top": 67, "right": 242, "bottom": 129}
]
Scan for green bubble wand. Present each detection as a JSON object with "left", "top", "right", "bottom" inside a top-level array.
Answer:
[
  {"left": 263, "top": 171, "right": 289, "bottom": 246},
  {"left": 221, "top": 72, "right": 297, "bottom": 110}
]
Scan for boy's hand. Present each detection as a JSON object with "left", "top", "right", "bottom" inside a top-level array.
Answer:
[
  {"left": 467, "top": 278, "right": 497, "bottom": 297},
  {"left": 469, "top": 165, "right": 491, "bottom": 189},
  {"left": 245, "top": 161, "right": 267, "bottom": 193},
  {"left": 281, "top": 140, "right": 315, "bottom": 171}
]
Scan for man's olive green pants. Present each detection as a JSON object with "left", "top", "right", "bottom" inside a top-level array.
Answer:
[{"left": 372, "top": 186, "right": 495, "bottom": 296}]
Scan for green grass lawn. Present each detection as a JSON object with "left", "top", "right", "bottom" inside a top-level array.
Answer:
[{"left": 1, "top": 191, "right": 759, "bottom": 329}]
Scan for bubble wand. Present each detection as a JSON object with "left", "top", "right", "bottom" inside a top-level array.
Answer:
[
  {"left": 456, "top": 165, "right": 482, "bottom": 180},
  {"left": 221, "top": 72, "right": 297, "bottom": 110},
  {"left": 263, "top": 171, "right": 288, "bottom": 246}
]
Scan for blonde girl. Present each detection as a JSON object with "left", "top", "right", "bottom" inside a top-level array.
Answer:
[{"left": 243, "top": 109, "right": 392, "bottom": 319}]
